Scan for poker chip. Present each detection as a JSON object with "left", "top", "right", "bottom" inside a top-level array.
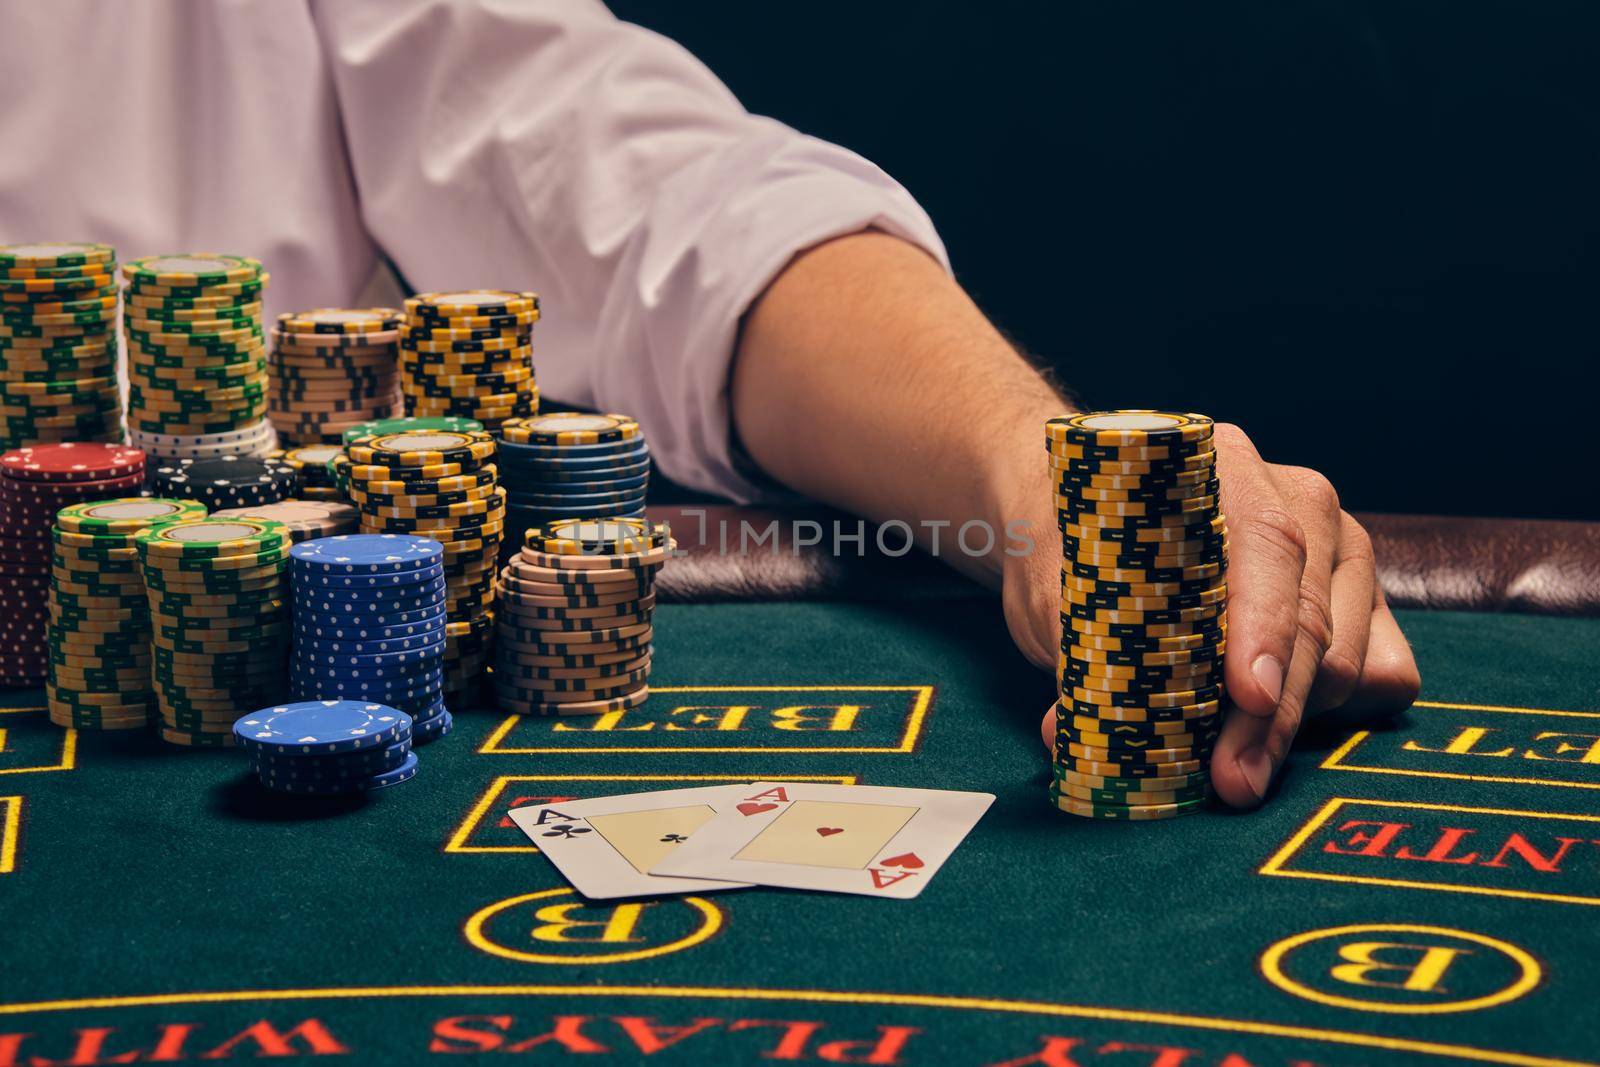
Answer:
[
  {"left": 135, "top": 518, "right": 293, "bottom": 745},
  {"left": 266, "top": 443, "right": 348, "bottom": 500},
  {"left": 210, "top": 499, "right": 358, "bottom": 543},
  {"left": 149, "top": 455, "right": 298, "bottom": 509},
  {"left": 494, "top": 519, "right": 672, "bottom": 716},
  {"left": 0, "top": 245, "right": 125, "bottom": 450},
  {"left": 126, "top": 419, "right": 277, "bottom": 461},
  {"left": 268, "top": 306, "right": 403, "bottom": 445},
  {"left": 283, "top": 534, "right": 452, "bottom": 729},
  {"left": 1047, "top": 411, "right": 1227, "bottom": 822},
  {"left": 123, "top": 253, "right": 271, "bottom": 456},
  {"left": 43, "top": 498, "right": 201, "bottom": 728},
  {"left": 233, "top": 699, "right": 412, "bottom": 754},
  {"left": 343, "top": 418, "right": 505, "bottom": 708},
  {"left": 492, "top": 414, "right": 650, "bottom": 550},
  {"left": 0, "top": 444, "right": 151, "bottom": 684},
  {"left": 400, "top": 290, "right": 538, "bottom": 433}
]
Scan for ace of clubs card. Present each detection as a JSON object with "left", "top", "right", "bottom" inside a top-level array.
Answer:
[
  {"left": 648, "top": 782, "right": 994, "bottom": 899},
  {"left": 508, "top": 785, "right": 753, "bottom": 899}
]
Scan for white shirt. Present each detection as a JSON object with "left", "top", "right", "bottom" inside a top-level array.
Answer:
[{"left": 0, "top": 0, "right": 946, "bottom": 501}]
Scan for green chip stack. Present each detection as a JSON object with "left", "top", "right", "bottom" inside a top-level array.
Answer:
[
  {"left": 122, "top": 254, "right": 272, "bottom": 458},
  {"left": 1047, "top": 411, "right": 1228, "bottom": 821},
  {"left": 134, "top": 517, "right": 292, "bottom": 747},
  {"left": 47, "top": 499, "right": 209, "bottom": 731},
  {"left": 400, "top": 291, "right": 538, "bottom": 432},
  {"left": 343, "top": 429, "right": 503, "bottom": 707},
  {"left": 0, "top": 243, "right": 123, "bottom": 450}
]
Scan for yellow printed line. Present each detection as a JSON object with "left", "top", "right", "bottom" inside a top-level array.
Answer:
[
  {"left": 1260, "top": 797, "right": 1600, "bottom": 907},
  {"left": 0, "top": 707, "right": 75, "bottom": 776},
  {"left": 0, "top": 983, "right": 1587, "bottom": 1067},
  {"left": 1414, "top": 701, "right": 1600, "bottom": 719},
  {"left": 0, "top": 796, "right": 20, "bottom": 874},
  {"left": 479, "top": 684, "right": 934, "bottom": 755}
]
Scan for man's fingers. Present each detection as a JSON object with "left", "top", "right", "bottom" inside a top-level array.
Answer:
[
  {"left": 1216, "top": 426, "right": 1308, "bottom": 718},
  {"left": 1272, "top": 466, "right": 1341, "bottom": 727},
  {"left": 1335, "top": 588, "right": 1422, "bottom": 720},
  {"left": 1308, "top": 512, "right": 1377, "bottom": 714}
]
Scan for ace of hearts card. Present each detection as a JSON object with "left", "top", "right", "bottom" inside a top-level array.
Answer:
[{"left": 648, "top": 782, "right": 993, "bottom": 899}]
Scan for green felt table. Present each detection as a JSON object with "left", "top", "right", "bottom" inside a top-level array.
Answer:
[{"left": 0, "top": 603, "right": 1596, "bottom": 1067}]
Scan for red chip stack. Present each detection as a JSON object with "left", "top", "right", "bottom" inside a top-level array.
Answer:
[{"left": 0, "top": 443, "right": 146, "bottom": 686}]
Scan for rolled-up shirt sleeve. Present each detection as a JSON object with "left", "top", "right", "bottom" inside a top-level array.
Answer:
[{"left": 312, "top": 0, "right": 947, "bottom": 501}]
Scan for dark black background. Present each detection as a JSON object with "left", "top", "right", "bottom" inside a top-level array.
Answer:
[{"left": 609, "top": 1, "right": 1599, "bottom": 520}]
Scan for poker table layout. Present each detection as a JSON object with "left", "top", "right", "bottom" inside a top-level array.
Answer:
[{"left": 0, "top": 600, "right": 1596, "bottom": 1067}]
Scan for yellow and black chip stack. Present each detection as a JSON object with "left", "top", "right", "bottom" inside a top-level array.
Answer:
[
  {"left": 47, "top": 498, "right": 208, "bottom": 731},
  {"left": 122, "top": 254, "right": 273, "bottom": 460},
  {"left": 272, "top": 444, "right": 348, "bottom": 500},
  {"left": 135, "top": 517, "right": 292, "bottom": 747},
  {"left": 1048, "top": 411, "right": 1227, "bottom": 821},
  {"left": 0, "top": 242, "right": 122, "bottom": 450},
  {"left": 495, "top": 518, "right": 670, "bottom": 716},
  {"left": 344, "top": 429, "right": 503, "bottom": 707},
  {"left": 399, "top": 291, "right": 538, "bottom": 432},
  {"left": 269, "top": 308, "right": 402, "bottom": 445}
]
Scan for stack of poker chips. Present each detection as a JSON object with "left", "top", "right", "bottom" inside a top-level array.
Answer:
[
  {"left": 0, "top": 243, "right": 122, "bottom": 450},
  {"left": 399, "top": 291, "right": 539, "bottom": 431},
  {"left": 495, "top": 413, "right": 650, "bottom": 553},
  {"left": 1048, "top": 411, "right": 1227, "bottom": 821},
  {"left": 0, "top": 443, "right": 147, "bottom": 687},
  {"left": 46, "top": 499, "right": 208, "bottom": 730},
  {"left": 288, "top": 536, "right": 452, "bottom": 742},
  {"left": 335, "top": 417, "right": 484, "bottom": 498},
  {"left": 343, "top": 430, "right": 502, "bottom": 707},
  {"left": 211, "top": 500, "right": 359, "bottom": 543},
  {"left": 121, "top": 424, "right": 276, "bottom": 463},
  {"left": 233, "top": 700, "right": 419, "bottom": 796},
  {"left": 268, "top": 308, "right": 403, "bottom": 445},
  {"left": 122, "top": 254, "right": 272, "bottom": 460},
  {"left": 135, "top": 518, "right": 292, "bottom": 747},
  {"left": 271, "top": 444, "right": 346, "bottom": 500},
  {"left": 495, "top": 518, "right": 671, "bottom": 716},
  {"left": 342, "top": 415, "right": 483, "bottom": 449},
  {"left": 148, "top": 455, "right": 298, "bottom": 510}
]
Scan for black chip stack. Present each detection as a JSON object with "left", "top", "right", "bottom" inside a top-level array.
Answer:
[{"left": 149, "top": 455, "right": 298, "bottom": 511}]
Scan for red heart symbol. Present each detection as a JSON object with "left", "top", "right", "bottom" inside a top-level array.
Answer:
[
  {"left": 816, "top": 827, "right": 844, "bottom": 837},
  {"left": 880, "top": 852, "right": 924, "bottom": 868},
  {"left": 738, "top": 802, "right": 777, "bottom": 816}
]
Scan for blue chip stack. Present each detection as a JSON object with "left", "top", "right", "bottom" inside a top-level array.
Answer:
[
  {"left": 494, "top": 413, "right": 650, "bottom": 556},
  {"left": 233, "top": 699, "right": 419, "bottom": 794},
  {"left": 288, "top": 533, "right": 454, "bottom": 744}
]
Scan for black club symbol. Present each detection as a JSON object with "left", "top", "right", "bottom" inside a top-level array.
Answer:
[
  {"left": 660, "top": 833, "right": 688, "bottom": 844},
  {"left": 542, "top": 824, "right": 593, "bottom": 840}
]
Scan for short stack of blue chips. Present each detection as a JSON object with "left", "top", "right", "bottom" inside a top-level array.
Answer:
[{"left": 233, "top": 699, "right": 420, "bottom": 795}]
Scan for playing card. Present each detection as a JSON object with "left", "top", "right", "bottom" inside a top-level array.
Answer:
[
  {"left": 508, "top": 785, "right": 754, "bottom": 899},
  {"left": 648, "top": 782, "right": 994, "bottom": 899}
]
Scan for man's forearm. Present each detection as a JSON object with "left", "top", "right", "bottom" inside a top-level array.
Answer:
[{"left": 730, "top": 231, "right": 1069, "bottom": 584}]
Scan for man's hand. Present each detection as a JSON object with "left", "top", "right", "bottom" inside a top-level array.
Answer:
[
  {"left": 731, "top": 234, "right": 1418, "bottom": 807},
  {"left": 1004, "top": 422, "right": 1421, "bottom": 807}
]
